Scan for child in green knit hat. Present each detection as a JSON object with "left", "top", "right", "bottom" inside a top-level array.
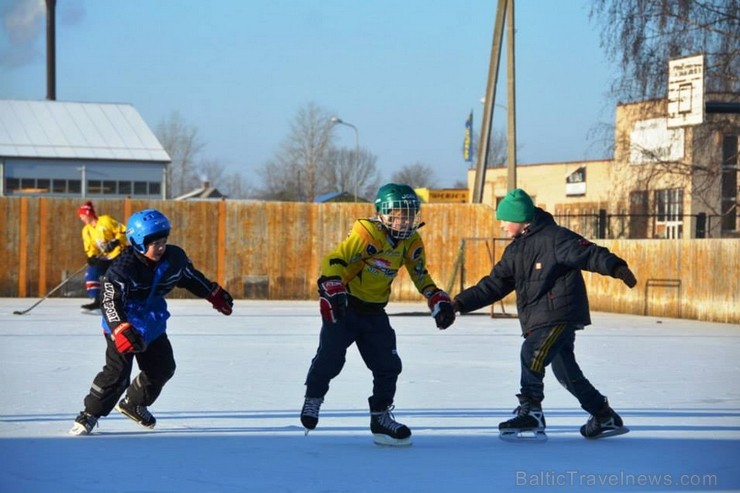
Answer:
[
  {"left": 452, "top": 188, "right": 638, "bottom": 441},
  {"left": 496, "top": 188, "right": 535, "bottom": 223}
]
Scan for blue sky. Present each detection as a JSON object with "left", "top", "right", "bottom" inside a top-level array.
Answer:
[{"left": 1, "top": 0, "right": 616, "bottom": 188}]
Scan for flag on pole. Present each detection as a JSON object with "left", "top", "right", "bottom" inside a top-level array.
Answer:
[{"left": 463, "top": 110, "right": 473, "bottom": 162}]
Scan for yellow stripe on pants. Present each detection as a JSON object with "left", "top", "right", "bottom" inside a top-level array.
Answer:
[{"left": 530, "top": 324, "right": 567, "bottom": 373}]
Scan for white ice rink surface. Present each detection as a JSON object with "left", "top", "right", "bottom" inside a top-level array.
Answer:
[{"left": 1, "top": 298, "right": 739, "bottom": 493}]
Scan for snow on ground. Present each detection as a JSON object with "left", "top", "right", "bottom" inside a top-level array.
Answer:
[{"left": 1, "top": 298, "right": 739, "bottom": 493}]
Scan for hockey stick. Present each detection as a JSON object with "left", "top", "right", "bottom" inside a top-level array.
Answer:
[{"left": 13, "top": 264, "right": 88, "bottom": 315}]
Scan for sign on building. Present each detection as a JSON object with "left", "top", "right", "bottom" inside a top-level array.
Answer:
[
  {"left": 667, "top": 54, "right": 704, "bottom": 128},
  {"left": 565, "top": 166, "right": 586, "bottom": 196}
]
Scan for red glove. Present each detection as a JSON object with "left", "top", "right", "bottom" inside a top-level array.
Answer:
[
  {"left": 427, "top": 289, "right": 455, "bottom": 330},
  {"left": 207, "top": 285, "right": 234, "bottom": 315},
  {"left": 112, "top": 323, "right": 145, "bottom": 353},
  {"left": 318, "top": 276, "right": 347, "bottom": 324}
]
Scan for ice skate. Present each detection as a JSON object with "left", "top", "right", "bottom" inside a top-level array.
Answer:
[
  {"left": 115, "top": 396, "right": 156, "bottom": 429},
  {"left": 300, "top": 396, "right": 323, "bottom": 435},
  {"left": 69, "top": 411, "right": 98, "bottom": 436},
  {"left": 80, "top": 299, "right": 101, "bottom": 314},
  {"left": 498, "top": 394, "right": 547, "bottom": 442},
  {"left": 370, "top": 404, "right": 412, "bottom": 447},
  {"left": 581, "top": 401, "right": 629, "bottom": 439}
]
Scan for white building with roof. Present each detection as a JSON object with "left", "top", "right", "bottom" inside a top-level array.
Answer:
[{"left": 0, "top": 99, "right": 170, "bottom": 198}]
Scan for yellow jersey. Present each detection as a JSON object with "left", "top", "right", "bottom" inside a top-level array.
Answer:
[
  {"left": 320, "top": 218, "right": 439, "bottom": 304},
  {"left": 81, "top": 214, "right": 128, "bottom": 260}
]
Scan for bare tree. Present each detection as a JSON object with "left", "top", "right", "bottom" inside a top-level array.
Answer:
[
  {"left": 258, "top": 157, "right": 305, "bottom": 201},
  {"left": 198, "top": 158, "right": 254, "bottom": 199},
  {"left": 391, "top": 162, "right": 439, "bottom": 188},
  {"left": 319, "top": 147, "right": 381, "bottom": 201},
  {"left": 259, "top": 103, "right": 336, "bottom": 202},
  {"left": 155, "top": 112, "right": 204, "bottom": 198},
  {"left": 219, "top": 172, "right": 254, "bottom": 200},
  {"left": 484, "top": 129, "right": 508, "bottom": 168},
  {"left": 591, "top": 1, "right": 739, "bottom": 226},
  {"left": 260, "top": 103, "right": 384, "bottom": 202},
  {"left": 590, "top": 0, "right": 740, "bottom": 101}
]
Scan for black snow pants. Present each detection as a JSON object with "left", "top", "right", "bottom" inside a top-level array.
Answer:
[
  {"left": 304, "top": 306, "right": 402, "bottom": 411},
  {"left": 82, "top": 332, "right": 176, "bottom": 417},
  {"left": 519, "top": 323, "right": 606, "bottom": 415}
]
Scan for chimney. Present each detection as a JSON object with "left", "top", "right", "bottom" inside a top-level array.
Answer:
[{"left": 46, "top": 0, "right": 56, "bottom": 100}]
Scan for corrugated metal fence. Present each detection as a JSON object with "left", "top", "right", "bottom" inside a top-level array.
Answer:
[{"left": 1, "top": 197, "right": 738, "bottom": 324}]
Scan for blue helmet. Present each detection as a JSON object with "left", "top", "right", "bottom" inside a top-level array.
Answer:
[{"left": 126, "top": 209, "right": 171, "bottom": 253}]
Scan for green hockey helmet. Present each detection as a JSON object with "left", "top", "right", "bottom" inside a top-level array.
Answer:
[{"left": 374, "top": 183, "right": 421, "bottom": 239}]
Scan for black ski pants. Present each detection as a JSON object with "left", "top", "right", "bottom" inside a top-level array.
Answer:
[
  {"left": 82, "top": 332, "right": 176, "bottom": 418},
  {"left": 304, "top": 307, "right": 402, "bottom": 410},
  {"left": 519, "top": 323, "right": 605, "bottom": 415}
]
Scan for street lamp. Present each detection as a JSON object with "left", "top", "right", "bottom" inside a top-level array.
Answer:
[{"left": 330, "top": 116, "right": 360, "bottom": 201}]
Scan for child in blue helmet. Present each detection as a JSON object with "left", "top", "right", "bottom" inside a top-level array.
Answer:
[{"left": 69, "top": 209, "right": 234, "bottom": 435}]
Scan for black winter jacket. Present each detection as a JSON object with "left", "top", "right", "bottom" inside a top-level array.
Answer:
[{"left": 454, "top": 208, "right": 627, "bottom": 335}]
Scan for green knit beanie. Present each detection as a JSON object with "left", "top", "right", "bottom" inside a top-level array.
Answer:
[{"left": 496, "top": 188, "right": 535, "bottom": 223}]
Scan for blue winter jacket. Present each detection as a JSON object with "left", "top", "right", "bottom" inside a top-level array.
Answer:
[{"left": 100, "top": 245, "right": 216, "bottom": 345}]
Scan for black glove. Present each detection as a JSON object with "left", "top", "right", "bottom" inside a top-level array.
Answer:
[
  {"left": 613, "top": 264, "right": 637, "bottom": 288},
  {"left": 102, "top": 238, "right": 120, "bottom": 253},
  {"left": 427, "top": 289, "right": 455, "bottom": 330},
  {"left": 318, "top": 276, "right": 347, "bottom": 324},
  {"left": 207, "top": 285, "right": 234, "bottom": 315},
  {"left": 87, "top": 256, "right": 105, "bottom": 267}
]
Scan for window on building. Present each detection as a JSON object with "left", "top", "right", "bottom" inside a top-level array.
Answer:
[
  {"left": 87, "top": 180, "right": 104, "bottom": 195},
  {"left": 52, "top": 179, "right": 66, "bottom": 194},
  {"left": 629, "top": 191, "right": 648, "bottom": 239},
  {"left": 655, "top": 188, "right": 683, "bottom": 238},
  {"left": 4, "top": 176, "right": 161, "bottom": 197},
  {"left": 103, "top": 180, "right": 117, "bottom": 195},
  {"left": 6, "top": 178, "right": 20, "bottom": 193},
  {"left": 20, "top": 178, "right": 35, "bottom": 191},
  {"left": 721, "top": 134, "right": 738, "bottom": 233}
]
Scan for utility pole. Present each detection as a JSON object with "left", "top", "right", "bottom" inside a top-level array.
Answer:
[
  {"left": 472, "top": 0, "right": 517, "bottom": 203},
  {"left": 506, "top": 0, "right": 517, "bottom": 192}
]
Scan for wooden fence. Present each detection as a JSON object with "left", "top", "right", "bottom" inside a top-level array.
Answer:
[{"left": 1, "top": 197, "right": 738, "bottom": 324}]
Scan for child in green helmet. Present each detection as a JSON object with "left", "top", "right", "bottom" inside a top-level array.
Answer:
[{"left": 301, "top": 183, "right": 455, "bottom": 446}]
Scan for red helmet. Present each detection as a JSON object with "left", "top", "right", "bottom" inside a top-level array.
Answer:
[{"left": 78, "top": 201, "right": 97, "bottom": 219}]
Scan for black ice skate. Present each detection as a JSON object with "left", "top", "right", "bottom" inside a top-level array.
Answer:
[
  {"left": 115, "top": 396, "right": 156, "bottom": 429},
  {"left": 300, "top": 397, "right": 323, "bottom": 435},
  {"left": 580, "top": 400, "right": 629, "bottom": 439},
  {"left": 80, "top": 299, "right": 101, "bottom": 314},
  {"left": 370, "top": 404, "right": 412, "bottom": 447},
  {"left": 69, "top": 411, "right": 98, "bottom": 436},
  {"left": 499, "top": 394, "right": 547, "bottom": 442}
]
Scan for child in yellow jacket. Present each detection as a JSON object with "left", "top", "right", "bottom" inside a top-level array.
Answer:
[
  {"left": 78, "top": 201, "right": 128, "bottom": 312},
  {"left": 300, "top": 183, "right": 455, "bottom": 446}
]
